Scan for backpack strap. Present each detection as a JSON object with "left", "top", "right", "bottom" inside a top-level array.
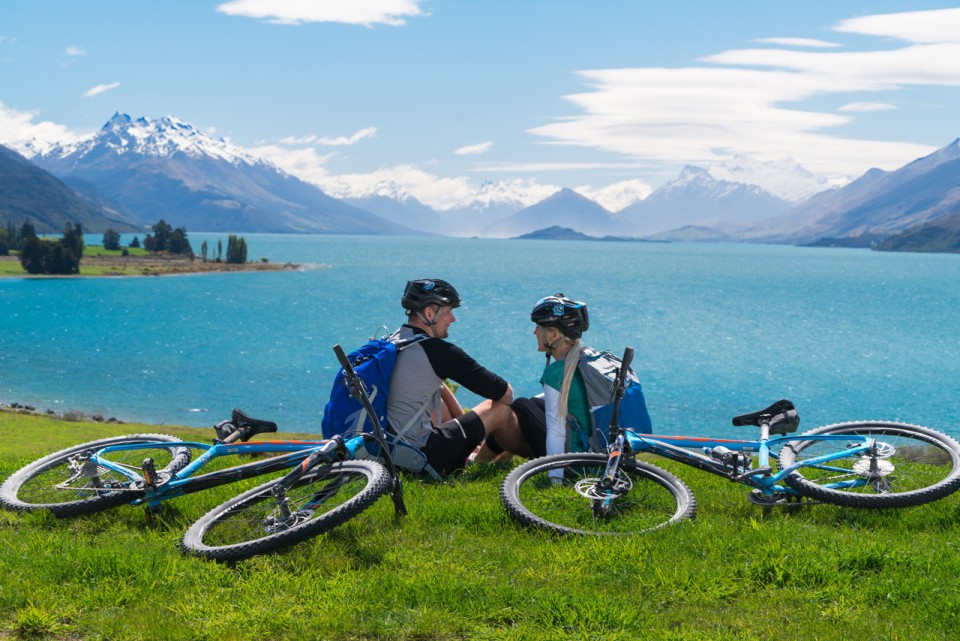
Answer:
[{"left": 383, "top": 330, "right": 435, "bottom": 445}]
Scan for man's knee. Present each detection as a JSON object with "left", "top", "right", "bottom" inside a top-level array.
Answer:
[{"left": 475, "top": 400, "right": 516, "bottom": 435}]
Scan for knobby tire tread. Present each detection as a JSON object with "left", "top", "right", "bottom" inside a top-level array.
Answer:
[
  {"left": 0, "top": 434, "right": 190, "bottom": 517},
  {"left": 778, "top": 421, "right": 960, "bottom": 508},
  {"left": 500, "top": 452, "right": 696, "bottom": 536},
  {"left": 181, "top": 460, "right": 391, "bottom": 562}
]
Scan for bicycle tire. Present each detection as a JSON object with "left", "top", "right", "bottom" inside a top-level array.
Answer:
[
  {"left": 181, "top": 460, "right": 391, "bottom": 562},
  {"left": 0, "top": 434, "right": 191, "bottom": 517},
  {"left": 500, "top": 453, "right": 696, "bottom": 536},
  {"left": 778, "top": 421, "right": 960, "bottom": 508}
]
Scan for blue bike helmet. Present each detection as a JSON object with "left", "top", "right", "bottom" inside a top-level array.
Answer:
[
  {"left": 530, "top": 293, "right": 589, "bottom": 338},
  {"left": 401, "top": 279, "right": 461, "bottom": 312}
]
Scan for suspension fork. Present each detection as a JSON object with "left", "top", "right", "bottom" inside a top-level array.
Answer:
[
  {"left": 601, "top": 430, "right": 629, "bottom": 489},
  {"left": 269, "top": 436, "right": 345, "bottom": 517}
]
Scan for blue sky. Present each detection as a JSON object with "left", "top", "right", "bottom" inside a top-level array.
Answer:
[{"left": 2, "top": 1, "right": 960, "bottom": 209}]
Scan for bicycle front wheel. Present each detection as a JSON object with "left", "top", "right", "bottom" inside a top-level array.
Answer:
[
  {"left": 500, "top": 453, "right": 696, "bottom": 536},
  {"left": 181, "top": 460, "right": 391, "bottom": 562},
  {"left": 0, "top": 434, "right": 191, "bottom": 517},
  {"left": 778, "top": 421, "right": 960, "bottom": 508}
]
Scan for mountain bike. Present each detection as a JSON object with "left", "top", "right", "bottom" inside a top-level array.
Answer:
[
  {"left": 500, "top": 348, "right": 960, "bottom": 536},
  {"left": 1, "top": 344, "right": 407, "bottom": 561}
]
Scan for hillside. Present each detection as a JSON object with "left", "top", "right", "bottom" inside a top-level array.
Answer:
[
  {"left": 874, "top": 210, "right": 960, "bottom": 253},
  {"left": 0, "top": 145, "right": 141, "bottom": 233}
]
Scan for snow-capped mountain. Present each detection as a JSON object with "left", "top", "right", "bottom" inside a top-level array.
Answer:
[
  {"left": 707, "top": 155, "right": 832, "bottom": 204},
  {"left": 616, "top": 166, "right": 792, "bottom": 236},
  {"left": 30, "top": 114, "right": 417, "bottom": 235},
  {"left": 740, "top": 138, "right": 960, "bottom": 244}
]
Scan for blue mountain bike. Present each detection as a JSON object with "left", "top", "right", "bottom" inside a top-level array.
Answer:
[
  {"left": 501, "top": 349, "right": 960, "bottom": 536},
  {"left": 1, "top": 345, "right": 406, "bottom": 561}
]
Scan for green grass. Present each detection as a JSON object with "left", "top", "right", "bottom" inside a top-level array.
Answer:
[{"left": 2, "top": 409, "right": 960, "bottom": 640}]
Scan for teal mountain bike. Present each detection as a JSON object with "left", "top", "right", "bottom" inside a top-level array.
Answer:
[
  {"left": 500, "top": 348, "right": 960, "bottom": 536},
  {"left": 1, "top": 345, "right": 406, "bottom": 561}
]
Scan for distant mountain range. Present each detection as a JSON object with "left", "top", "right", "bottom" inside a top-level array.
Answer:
[
  {"left": 21, "top": 114, "right": 418, "bottom": 235},
  {"left": 3, "top": 112, "right": 959, "bottom": 253}
]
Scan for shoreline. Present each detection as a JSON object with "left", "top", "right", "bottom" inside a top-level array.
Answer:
[{"left": 0, "top": 253, "right": 314, "bottom": 277}]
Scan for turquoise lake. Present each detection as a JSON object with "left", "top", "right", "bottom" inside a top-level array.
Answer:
[{"left": 2, "top": 235, "right": 958, "bottom": 440}]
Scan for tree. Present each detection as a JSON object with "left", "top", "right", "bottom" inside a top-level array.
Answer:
[
  {"left": 17, "top": 226, "right": 81, "bottom": 275},
  {"left": 18, "top": 236, "right": 45, "bottom": 274},
  {"left": 226, "top": 234, "right": 247, "bottom": 264},
  {"left": 168, "top": 227, "right": 193, "bottom": 257},
  {"left": 151, "top": 219, "right": 173, "bottom": 252},
  {"left": 102, "top": 229, "right": 121, "bottom": 251},
  {"left": 129, "top": 236, "right": 141, "bottom": 249},
  {"left": 200, "top": 240, "right": 208, "bottom": 262}
]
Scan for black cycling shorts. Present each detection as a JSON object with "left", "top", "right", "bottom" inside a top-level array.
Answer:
[
  {"left": 422, "top": 410, "right": 486, "bottom": 474},
  {"left": 511, "top": 396, "right": 547, "bottom": 458}
]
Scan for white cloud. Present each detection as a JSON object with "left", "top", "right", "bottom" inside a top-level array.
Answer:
[
  {"left": 839, "top": 102, "right": 898, "bottom": 112},
  {"left": 454, "top": 141, "right": 493, "bottom": 156},
  {"left": 833, "top": 8, "right": 960, "bottom": 44},
  {"left": 217, "top": 0, "right": 428, "bottom": 27},
  {"left": 0, "top": 102, "right": 87, "bottom": 156},
  {"left": 66, "top": 45, "right": 87, "bottom": 56},
  {"left": 279, "top": 127, "right": 377, "bottom": 146},
  {"left": 248, "top": 143, "right": 337, "bottom": 185},
  {"left": 755, "top": 38, "right": 839, "bottom": 48},
  {"left": 83, "top": 82, "right": 120, "bottom": 98},
  {"left": 529, "top": 7, "right": 960, "bottom": 181}
]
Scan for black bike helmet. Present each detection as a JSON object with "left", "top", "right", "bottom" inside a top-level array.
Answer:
[
  {"left": 530, "top": 293, "right": 589, "bottom": 338},
  {"left": 401, "top": 279, "right": 461, "bottom": 312}
]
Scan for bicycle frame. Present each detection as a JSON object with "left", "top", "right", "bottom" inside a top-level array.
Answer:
[
  {"left": 85, "top": 434, "right": 372, "bottom": 511},
  {"left": 617, "top": 429, "right": 879, "bottom": 500}
]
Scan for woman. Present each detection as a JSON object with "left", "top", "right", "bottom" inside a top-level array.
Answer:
[
  {"left": 526, "top": 293, "right": 594, "bottom": 457},
  {"left": 473, "top": 293, "right": 593, "bottom": 464}
]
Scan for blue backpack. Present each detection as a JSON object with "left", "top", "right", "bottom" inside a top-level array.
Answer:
[
  {"left": 577, "top": 347, "right": 652, "bottom": 451},
  {"left": 321, "top": 334, "right": 438, "bottom": 477}
]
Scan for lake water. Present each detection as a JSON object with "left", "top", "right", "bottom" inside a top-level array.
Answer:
[{"left": 2, "top": 234, "right": 958, "bottom": 440}]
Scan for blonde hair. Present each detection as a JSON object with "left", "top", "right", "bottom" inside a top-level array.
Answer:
[{"left": 556, "top": 339, "right": 581, "bottom": 424}]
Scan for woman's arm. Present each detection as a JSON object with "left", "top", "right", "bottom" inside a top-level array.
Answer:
[{"left": 543, "top": 384, "right": 565, "bottom": 456}]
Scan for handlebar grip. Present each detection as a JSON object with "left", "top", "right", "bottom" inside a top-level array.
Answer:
[{"left": 620, "top": 347, "right": 634, "bottom": 374}]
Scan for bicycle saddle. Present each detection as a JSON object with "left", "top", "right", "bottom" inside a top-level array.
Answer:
[{"left": 731, "top": 399, "right": 799, "bottom": 435}]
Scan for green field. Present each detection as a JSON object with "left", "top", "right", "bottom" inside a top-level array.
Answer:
[{"left": 2, "top": 409, "right": 959, "bottom": 640}]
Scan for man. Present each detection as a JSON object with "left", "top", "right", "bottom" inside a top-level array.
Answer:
[{"left": 387, "top": 278, "right": 532, "bottom": 474}]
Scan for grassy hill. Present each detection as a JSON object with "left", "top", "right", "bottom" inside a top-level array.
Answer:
[{"left": 2, "top": 409, "right": 960, "bottom": 640}]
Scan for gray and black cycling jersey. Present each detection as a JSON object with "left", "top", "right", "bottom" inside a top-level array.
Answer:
[{"left": 387, "top": 325, "right": 508, "bottom": 448}]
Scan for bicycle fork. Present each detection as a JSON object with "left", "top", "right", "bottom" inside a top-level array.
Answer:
[
  {"left": 594, "top": 432, "right": 631, "bottom": 518},
  {"left": 266, "top": 437, "right": 346, "bottom": 529}
]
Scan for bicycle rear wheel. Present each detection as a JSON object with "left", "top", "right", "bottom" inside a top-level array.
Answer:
[
  {"left": 0, "top": 434, "right": 191, "bottom": 517},
  {"left": 778, "top": 421, "right": 960, "bottom": 508},
  {"left": 181, "top": 460, "right": 391, "bottom": 562},
  {"left": 500, "top": 453, "right": 696, "bottom": 536}
]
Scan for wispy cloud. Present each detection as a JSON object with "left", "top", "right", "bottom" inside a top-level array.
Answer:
[
  {"left": 454, "top": 141, "right": 493, "bottom": 156},
  {"left": 279, "top": 127, "right": 377, "bottom": 147},
  {"left": 530, "top": 7, "right": 960, "bottom": 180},
  {"left": 217, "top": 0, "right": 429, "bottom": 27},
  {"left": 83, "top": 82, "right": 120, "bottom": 98},
  {"left": 839, "top": 102, "right": 898, "bottom": 112},
  {"left": 754, "top": 38, "right": 840, "bottom": 48},
  {"left": 65, "top": 45, "right": 87, "bottom": 57}
]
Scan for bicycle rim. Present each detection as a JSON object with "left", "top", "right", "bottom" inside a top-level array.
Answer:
[
  {"left": 182, "top": 460, "right": 391, "bottom": 561},
  {"left": 0, "top": 434, "right": 190, "bottom": 517},
  {"left": 779, "top": 421, "right": 960, "bottom": 508},
  {"left": 500, "top": 453, "right": 696, "bottom": 536}
]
